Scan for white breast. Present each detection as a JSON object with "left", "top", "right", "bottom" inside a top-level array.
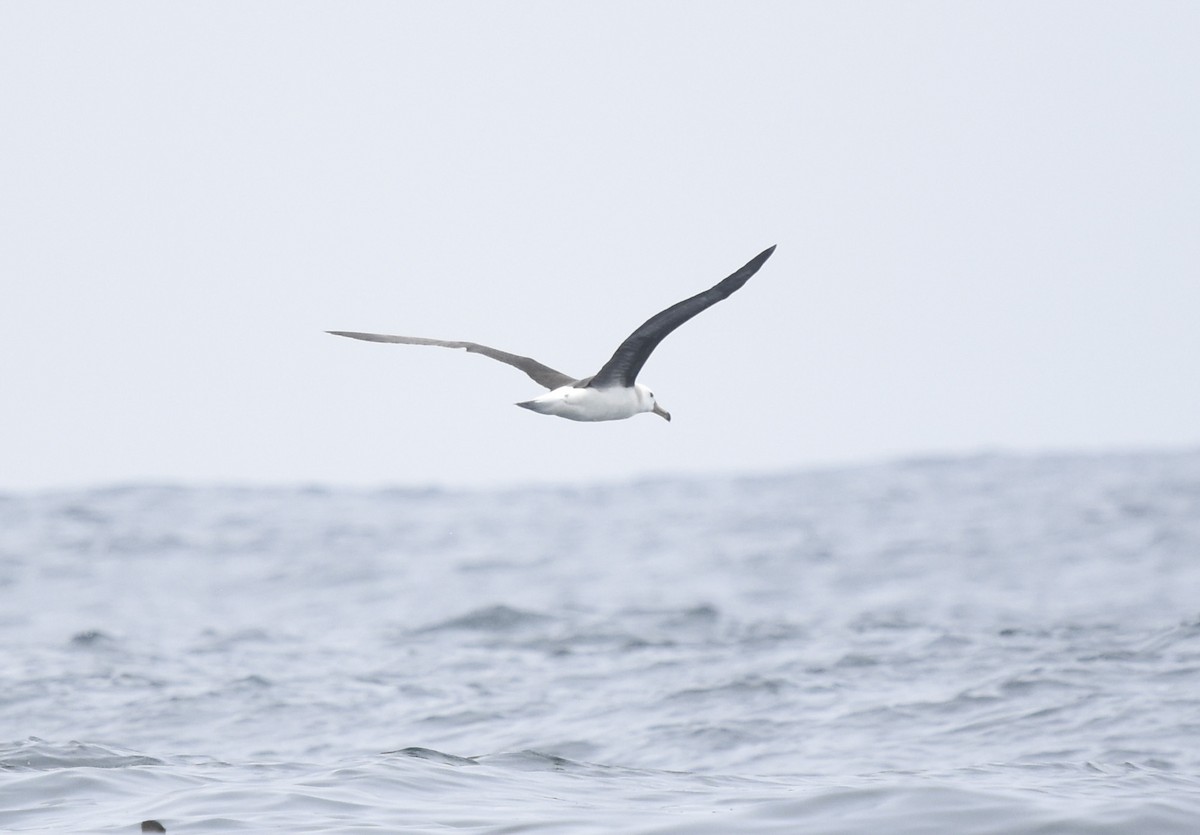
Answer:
[{"left": 516, "top": 384, "right": 645, "bottom": 422}]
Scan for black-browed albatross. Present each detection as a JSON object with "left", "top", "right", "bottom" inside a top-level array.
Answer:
[{"left": 329, "top": 245, "right": 776, "bottom": 422}]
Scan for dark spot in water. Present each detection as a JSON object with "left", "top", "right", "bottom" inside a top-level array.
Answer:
[
  {"left": 385, "top": 746, "right": 478, "bottom": 766},
  {"left": 70, "top": 629, "right": 112, "bottom": 647},
  {"left": 420, "top": 604, "right": 549, "bottom": 633},
  {"left": 140, "top": 820, "right": 166, "bottom": 832}
]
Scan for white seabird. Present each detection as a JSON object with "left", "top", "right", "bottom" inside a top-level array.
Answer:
[{"left": 329, "top": 245, "right": 776, "bottom": 422}]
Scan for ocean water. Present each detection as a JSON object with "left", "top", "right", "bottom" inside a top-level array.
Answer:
[{"left": 2, "top": 451, "right": 1200, "bottom": 833}]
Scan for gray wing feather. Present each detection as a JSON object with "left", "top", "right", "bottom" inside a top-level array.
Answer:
[
  {"left": 327, "top": 331, "right": 577, "bottom": 391},
  {"left": 588, "top": 245, "right": 776, "bottom": 389}
]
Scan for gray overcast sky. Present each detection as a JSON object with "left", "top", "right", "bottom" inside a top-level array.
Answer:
[{"left": 2, "top": 2, "right": 1198, "bottom": 490}]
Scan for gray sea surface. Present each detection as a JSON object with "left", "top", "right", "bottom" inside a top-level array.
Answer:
[{"left": 2, "top": 451, "right": 1200, "bottom": 833}]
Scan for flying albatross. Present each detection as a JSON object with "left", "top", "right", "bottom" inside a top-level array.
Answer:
[{"left": 329, "top": 245, "right": 776, "bottom": 422}]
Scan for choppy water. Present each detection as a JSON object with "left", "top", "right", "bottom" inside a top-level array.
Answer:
[{"left": 2, "top": 451, "right": 1200, "bottom": 833}]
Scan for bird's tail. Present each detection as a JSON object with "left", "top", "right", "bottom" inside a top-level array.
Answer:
[{"left": 515, "top": 398, "right": 555, "bottom": 414}]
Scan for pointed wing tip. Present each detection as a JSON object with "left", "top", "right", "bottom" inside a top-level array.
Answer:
[{"left": 735, "top": 245, "right": 777, "bottom": 276}]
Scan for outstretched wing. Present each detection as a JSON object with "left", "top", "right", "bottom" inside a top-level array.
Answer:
[
  {"left": 588, "top": 245, "right": 776, "bottom": 389},
  {"left": 327, "top": 331, "right": 577, "bottom": 391}
]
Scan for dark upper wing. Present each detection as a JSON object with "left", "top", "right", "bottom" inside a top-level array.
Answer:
[
  {"left": 327, "top": 331, "right": 577, "bottom": 391},
  {"left": 588, "top": 245, "right": 776, "bottom": 388}
]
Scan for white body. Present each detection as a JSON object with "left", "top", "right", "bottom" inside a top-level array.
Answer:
[{"left": 517, "top": 383, "right": 668, "bottom": 422}]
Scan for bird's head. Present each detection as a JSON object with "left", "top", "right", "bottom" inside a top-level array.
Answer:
[{"left": 636, "top": 384, "right": 671, "bottom": 422}]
